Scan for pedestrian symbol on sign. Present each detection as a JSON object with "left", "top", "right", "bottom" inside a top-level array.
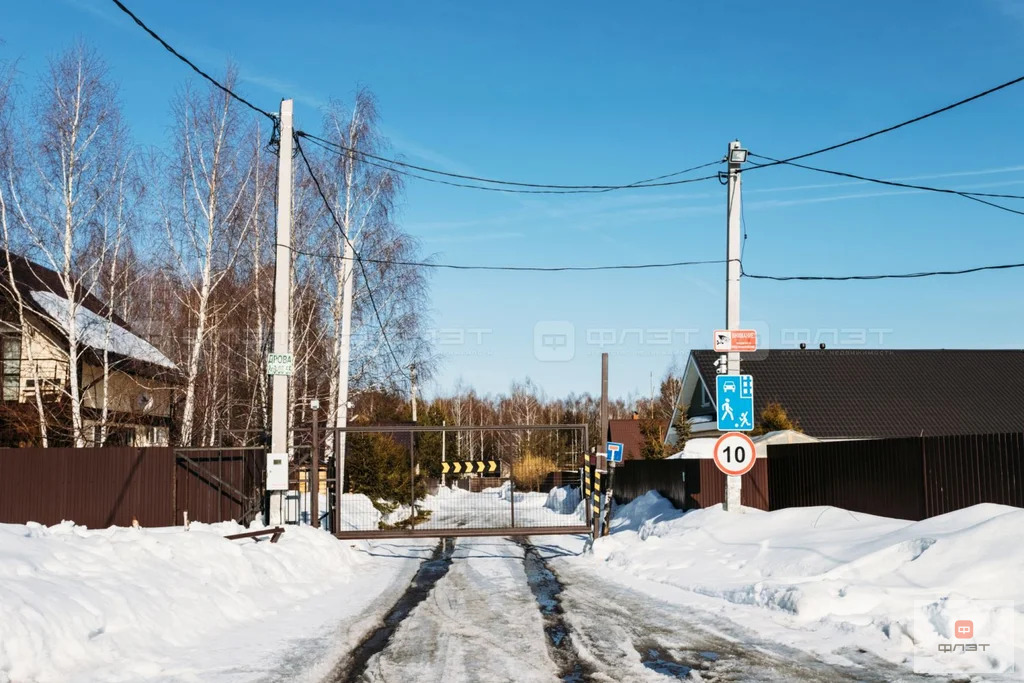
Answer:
[{"left": 716, "top": 374, "right": 754, "bottom": 432}]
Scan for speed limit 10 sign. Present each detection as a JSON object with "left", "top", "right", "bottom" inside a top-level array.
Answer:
[{"left": 713, "top": 432, "right": 757, "bottom": 476}]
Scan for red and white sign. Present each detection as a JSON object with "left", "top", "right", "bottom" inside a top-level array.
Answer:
[
  {"left": 713, "top": 329, "right": 757, "bottom": 353},
  {"left": 713, "top": 432, "right": 757, "bottom": 476}
]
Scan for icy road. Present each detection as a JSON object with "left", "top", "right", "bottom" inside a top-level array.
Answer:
[{"left": 324, "top": 535, "right": 932, "bottom": 683}]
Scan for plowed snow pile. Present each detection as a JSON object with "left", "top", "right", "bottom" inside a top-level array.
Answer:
[
  {"left": 0, "top": 521, "right": 366, "bottom": 682},
  {"left": 591, "top": 493, "right": 1023, "bottom": 675}
]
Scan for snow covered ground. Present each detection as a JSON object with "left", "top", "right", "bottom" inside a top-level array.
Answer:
[
  {"left": 548, "top": 492, "right": 1022, "bottom": 678},
  {"left": 0, "top": 520, "right": 432, "bottom": 682},
  {"left": 4, "top": 487, "right": 1020, "bottom": 681}
]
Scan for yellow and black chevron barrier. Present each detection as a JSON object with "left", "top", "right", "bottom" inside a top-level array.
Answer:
[{"left": 441, "top": 460, "right": 501, "bottom": 476}]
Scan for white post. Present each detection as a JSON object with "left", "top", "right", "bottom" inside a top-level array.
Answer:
[
  {"left": 268, "top": 99, "right": 294, "bottom": 525},
  {"left": 334, "top": 205, "right": 357, "bottom": 512},
  {"left": 410, "top": 364, "right": 418, "bottom": 422},
  {"left": 441, "top": 419, "right": 447, "bottom": 488},
  {"left": 724, "top": 139, "right": 744, "bottom": 512}
]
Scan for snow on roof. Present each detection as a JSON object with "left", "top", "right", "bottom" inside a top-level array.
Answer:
[{"left": 30, "top": 290, "right": 176, "bottom": 371}]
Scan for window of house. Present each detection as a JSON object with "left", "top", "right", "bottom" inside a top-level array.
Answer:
[
  {"left": 700, "top": 385, "right": 712, "bottom": 408},
  {"left": 2, "top": 335, "right": 21, "bottom": 401}
]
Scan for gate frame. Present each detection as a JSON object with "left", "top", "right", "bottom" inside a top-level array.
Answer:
[
  {"left": 172, "top": 446, "right": 266, "bottom": 526},
  {"left": 327, "top": 423, "right": 592, "bottom": 540}
]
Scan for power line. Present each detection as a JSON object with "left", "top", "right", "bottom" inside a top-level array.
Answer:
[
  {"left": 110, "top": 0, "right": 276, "bottom": 122},
  {"left": 293, "top": 135, "right": 405, "bottom": 377},
  {"left": 277, "top": 243, "right": 726, "bottom": 272},
  {"left": 748, "top": 154, "right": 1024, "bottom": 217},
  {"left": 741, "top": 261, "right": 1024, "bottom": 282},
  {"left": 746, "top": 72, "right": 1024, "bottom": 170},
  {"left": 749, "top": 154, "right": 1024, "bottom": 200},
  {"left": 296, "top": 131, "right": 721, "bottom": 193},
  {"left": 110, "top": 1, "right": 722, "bottom": 194}
]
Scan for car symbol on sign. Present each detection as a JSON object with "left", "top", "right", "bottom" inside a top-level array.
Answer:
[{"left": 722, "top": 381, "right": 736, "bottom": 393}]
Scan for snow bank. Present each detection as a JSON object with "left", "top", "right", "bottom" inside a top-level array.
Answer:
[
  {"left": 0, "top": 520, "right": 365, "bottom": 682},
  {"left": 492, "top": 480, "right": 525, "bottom": 502},
  {"left": 666, "top": 437, "right": 716, "bottom": 459},
  {"left": 543, "top": 486, "right": 581, "bottom": 514},
  {"left": 592, "top": 495, "right": 1024, "bottom": 674},
  {"left": 30, "top": 290, "right": 176, "bottom": 370}
]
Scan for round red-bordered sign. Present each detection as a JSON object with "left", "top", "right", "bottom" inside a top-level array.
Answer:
[{"left": 713, "top": 432, "right": 757, "bottom": 476}]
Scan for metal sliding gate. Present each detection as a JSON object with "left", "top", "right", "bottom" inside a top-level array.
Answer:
[{"left": 315, "top": 424, "right": 593, "bottom": 540}]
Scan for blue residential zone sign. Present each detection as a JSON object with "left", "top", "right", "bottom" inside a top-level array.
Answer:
[
  {"left": 716, "top": 374, "right": 754, "bottom": 431},
  {"left": 606, "top": 441, "right": 624, "bottom": 463}
]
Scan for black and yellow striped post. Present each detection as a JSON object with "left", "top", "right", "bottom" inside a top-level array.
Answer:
[{"left": 582, "top": 463, "right": 605, "bottom": 535}]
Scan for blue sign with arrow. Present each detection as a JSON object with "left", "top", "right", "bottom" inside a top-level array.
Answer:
[{"left": 716, "top": 374, "right": 754, "bottom": 431}]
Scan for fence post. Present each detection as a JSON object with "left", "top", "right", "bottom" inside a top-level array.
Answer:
[
  {"left": 920, "top": 435, "right": 929, "bottom": 520},
  {"left": 311, "top": 410, "right": 320, "bottom": 529},
  {"left": 510, "top": 462, "right": 515, "bottom": 528},
  {"left": 409, "top": 430, "right": 416, "bottom": 528},
  {"left": 171, "top": 449, "right": 177, "bottom": 527}
]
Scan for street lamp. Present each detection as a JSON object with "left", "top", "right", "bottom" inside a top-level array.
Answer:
[{"left": 728, "top": 145, "right": 748, "bottom": 164}]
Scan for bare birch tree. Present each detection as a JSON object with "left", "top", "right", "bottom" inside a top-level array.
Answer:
[
  {"left": 165, "top": 68, "right": 258, "bottom": 446},
  {"left": 7, "top": 44, "right": 129, "bottom": 447}
]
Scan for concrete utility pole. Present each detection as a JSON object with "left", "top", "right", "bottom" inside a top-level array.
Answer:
[
  {"left": 724, "top": 139, "right": 744, "bottom": 512},
  {"left": 268, "top": 99, "right": 294, "bottom": 525},
  {"left": 410, "top": 364, "right": 418, "bottom": 423},
  {"left": 334, "top": 193, "right": 357, "bottom": 523}
]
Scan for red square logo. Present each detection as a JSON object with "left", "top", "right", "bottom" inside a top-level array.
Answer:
[{"left": 954, "top": 620, "right": 974, "bottom": 639}]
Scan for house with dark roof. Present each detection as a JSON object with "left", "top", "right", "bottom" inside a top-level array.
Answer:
[
  {"left": 0, "top": 252, "right": 179, "bottom": 446},
  {"left": 666, "top": 349, "right": 1024, "bottom": 445},
  {"left": 608, "top": 415, "right": 670, "bottom": 461}
]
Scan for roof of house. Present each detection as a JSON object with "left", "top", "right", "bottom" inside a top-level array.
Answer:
[
  {"left": 689, "top": 349, "right": 1024, "bottom": 439},
  {"left": 608, "top": 417, "right": 669, "bottom": 460},
  {"left": 0, "top": 252, "right": 177, "bottom": 380}
]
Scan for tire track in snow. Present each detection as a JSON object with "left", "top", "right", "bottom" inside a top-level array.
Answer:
[
  {"left": 516, "top": 539, "right": 594, "bottom": 682},
  {"left": 329, "top": 538, "right": 456, "bottom": 682},
  {"left": 334, "top": 537, "right": 559, "bottom": 682}
]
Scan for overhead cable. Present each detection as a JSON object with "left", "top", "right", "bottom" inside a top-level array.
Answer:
[{"left": 110, "top": 0, "right": 276, "bottom": 121}]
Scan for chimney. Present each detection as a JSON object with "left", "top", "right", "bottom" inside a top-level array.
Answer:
[{"left": 632, "top": 411, "right": 639, "bottom": 420}]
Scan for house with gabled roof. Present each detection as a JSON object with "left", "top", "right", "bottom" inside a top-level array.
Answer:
[
  {"left": 0, "top": 252, "right": 179, "bottom": 447},
  {"left": 608, "top": 414, "right": 670, "bottom": 461},
  {"left": 666, "top": 348, "right": 1024, "bottom": 446}
]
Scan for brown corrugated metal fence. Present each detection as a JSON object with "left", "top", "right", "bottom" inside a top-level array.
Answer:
[
  {"left": 613, "top": 432, "right": 1022, "bottom": 520},
  {"left": 613, "top": 458, "right": 769, "bottom": 511},
  {"left": 0, "top": 446, "right": 264, "bottom": 528},
  {"left": 769, "top": 432, "right": 1024, "bottom": 520}
]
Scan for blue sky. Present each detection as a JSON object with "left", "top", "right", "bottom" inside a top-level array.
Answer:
[{"left": 4, "top": 0, "right": 1024, "bottom": 401}]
